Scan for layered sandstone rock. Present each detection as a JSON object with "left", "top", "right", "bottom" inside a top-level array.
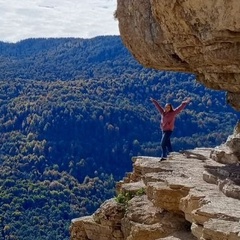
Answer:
[
  {"left": 70, "top": 128, "right": 240, "bottom": 240},
  {"left": 115, "top": 0, "right": 240, "bottom": 110}
]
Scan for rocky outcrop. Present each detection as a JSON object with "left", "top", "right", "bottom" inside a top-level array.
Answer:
[
  {"left": 115, "top": 0, "right": 240, "bottom": 110},
  {"left": 70, "top": 2, "right": 240, "bottom": 238},
  {"left": 70, "top": 127, "right": 240, "bottom": 240},
  {"left": 210, "top": 121, "right": 240, "bottom": 164}
]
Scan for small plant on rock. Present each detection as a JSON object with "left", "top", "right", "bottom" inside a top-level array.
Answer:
[{"left": 115, "top": 188, "right": 146, "bottom": 204}]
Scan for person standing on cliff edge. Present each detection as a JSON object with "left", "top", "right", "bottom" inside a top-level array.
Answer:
[{"left": 150, "top": 97, "right": 191, "bottom": 161}]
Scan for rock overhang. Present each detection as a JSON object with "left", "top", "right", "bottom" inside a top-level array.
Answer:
[{"left": 116, "top": 0, "right": 240, "bottom": 111}]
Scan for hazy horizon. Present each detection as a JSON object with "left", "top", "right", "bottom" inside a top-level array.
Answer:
[{"left": 0, "top": 0, "right": 119, "bottom": 43}]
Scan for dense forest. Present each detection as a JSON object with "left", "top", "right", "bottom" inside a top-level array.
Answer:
[{"left": 0, "top": 36, "right": 239, "bottom": 240}]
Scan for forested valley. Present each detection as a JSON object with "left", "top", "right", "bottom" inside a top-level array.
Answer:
[{"left": 0, "top": 36, "right": 238, "bottom": 240}]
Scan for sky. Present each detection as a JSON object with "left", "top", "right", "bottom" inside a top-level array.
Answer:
[{"left": 0, "top": 0, "right": 119, "bottom": 43}]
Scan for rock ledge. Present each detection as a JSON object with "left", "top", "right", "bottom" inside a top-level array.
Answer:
[{"left": 71, "top": 151, "right": 240, "bottom": 239}]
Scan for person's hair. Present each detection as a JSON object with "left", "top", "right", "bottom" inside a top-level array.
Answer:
[{"left": 165, "top": 103, "right": 173, "bottom": 112}]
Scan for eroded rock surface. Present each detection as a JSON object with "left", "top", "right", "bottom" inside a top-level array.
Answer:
[
  {"left": 70, "top": 149, "right": 240, "bottom": 239},
  {"left": 116, "top": 0, "right": 240, "bottom": 110},
  {"left": 70, "top": 129, "right": 240, "bottom": 240}
]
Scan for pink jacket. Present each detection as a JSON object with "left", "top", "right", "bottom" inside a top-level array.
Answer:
[{"left": 152, "top": 99, "right": 188, "bottom": 131}]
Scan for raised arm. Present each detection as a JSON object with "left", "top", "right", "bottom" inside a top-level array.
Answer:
[
  {"left": 150, "top": 97, "right": 164, "bottom": 114},
  {"left": 174, "top": 97, "right": 191, "bottom": 114}
]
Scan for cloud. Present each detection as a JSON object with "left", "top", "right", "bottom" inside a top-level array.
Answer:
[{"left": 0, "top": 0, "right": 119, "bottom": 43}]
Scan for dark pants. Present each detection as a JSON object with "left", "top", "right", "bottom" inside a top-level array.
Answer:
[{"left": 161, "top": 130, "right": 173, "bottom": 158}]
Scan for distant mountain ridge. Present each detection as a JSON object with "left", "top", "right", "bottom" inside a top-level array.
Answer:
[{"left": 0, "top": 36, "right": 140, "bottom": 81}]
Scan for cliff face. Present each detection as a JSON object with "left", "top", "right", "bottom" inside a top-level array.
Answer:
[
  {"left": 115, "top": 0, "right": 240, "bottom": 111},
  {"left": 70, "top": 124, "right": 240, "bottom": 240},
  {"left": 69, "top": 2, "right": 240, "bottom": 239}
]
